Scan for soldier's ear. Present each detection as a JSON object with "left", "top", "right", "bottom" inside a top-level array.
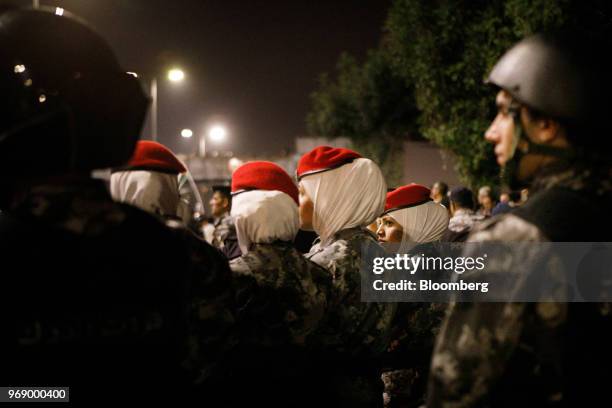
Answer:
[
  {"left": 521, "top": 107, "right": 565, "bottom": 145},
  {"left": 537, "top": 119, "right": 567, "bottom": 147}
]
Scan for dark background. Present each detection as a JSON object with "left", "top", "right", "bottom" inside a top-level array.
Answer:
[{"left": 31, "top": 0, "right": 391, "bottom": 156}]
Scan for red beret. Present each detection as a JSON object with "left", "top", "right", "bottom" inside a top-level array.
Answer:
[
  {"left": 231, "top": 161, "right": 299, "bottom": 205},
  {"left": 120, "top": 141, "right": 186, "bottom": 174},
  {"left": 383, "top": 184, "right": 432, "bottom": 215},
  {"left": 296, "top": 146, "right": 361, "bottom": 180}
]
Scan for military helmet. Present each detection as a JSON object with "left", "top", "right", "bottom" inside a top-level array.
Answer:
[
  {"left": 486, "top": 33, "right": 596, "bottom": 123},
  {"left": 0, "top": 7, "right": 148, "bottom": 176},
  {"left": 488, "top": 32, "right": 611, "bottom": 186}
]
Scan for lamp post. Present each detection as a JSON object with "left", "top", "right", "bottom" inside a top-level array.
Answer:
[
  {"left": 150, "top": 78, "right": 158, "bottom": 141},
  {"left": 150, "top": 68, "right": 185, "bottom": 142}
]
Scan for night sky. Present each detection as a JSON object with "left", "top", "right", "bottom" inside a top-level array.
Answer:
[{"left": 37, "top": 0, "right": 391, "bottom": 156}]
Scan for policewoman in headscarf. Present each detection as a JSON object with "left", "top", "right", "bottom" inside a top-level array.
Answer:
[
  {"left": 297, "top": 146, "right": 396, "bottom": 406},
  {"left": 226, "top": 161, "right": 331, "bottom": 405},
  {"left": 110, "top": 141, "right": 191, "bottom": 223},
  {"left": 377, "top": 184, "right": 450, "bottom": 252},
  {"left": 375, "top": 183, "right": 449, "bottom": 407}
]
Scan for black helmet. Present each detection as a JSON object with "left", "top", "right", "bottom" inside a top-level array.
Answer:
[{"left": 0, "top": 7, "right": 148, "bottom": 176}]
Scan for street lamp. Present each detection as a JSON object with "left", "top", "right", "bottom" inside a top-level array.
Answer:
[
  {"left": 181, "top": 128, "right": 193, "bottom": 138},
  {"left": 167, "top": 68, "right": 185, "bottom": 82},
  {"left": 199, "top": 124, "right": 228, "bottom": 157},
  {"left": 150, "top": 67, "right": 185, "bottom": 142},
  {"left": 209, "top": 125, "right": 227, "bottom": 142},
  {"left": 228, "top": 157, "right": 244, "bottom": 172}
]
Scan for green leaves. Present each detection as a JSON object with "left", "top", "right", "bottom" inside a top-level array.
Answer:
[
  {"left": 306, "top": 48, "right": 418, "bottom": 186},
  {"left": 307, "top": 0, "right": 604, "bottom": 188},
  {"left": 384, "top": 0, "right": 569, "bottom": 187}
]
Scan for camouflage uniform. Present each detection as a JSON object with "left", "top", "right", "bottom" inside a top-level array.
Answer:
[
  {"left": 222, "top": 241, "right": 330, "bottom": 405},
  {"left": 229, "top": 241, "right": 329, "bottom": 346},
  {"left": 307, "top": 227, "right": 396, "bottom": 353},
  {"left": 381, "top": 243, "right": 447, "bottom": 408},
  {"left": 0, "top": 180, "right": 235, "bottom": 402},
  {"left": 212, "top": 212, "right": 233, "bottom": 246},
  {"left": 448, "top": 209, "right": 484, "bottom": 234},
  {"left": 381, "top": 302, "right": 447, "bottom": 407},
  {"left": 306, "top": 227, "right": 397, "bottom": 406},
  {"left": 427, "top": 164, "right": 612, "bottom": 408},
  {"left": 212, "top": 212, "right": 241, "bottom": 259}
]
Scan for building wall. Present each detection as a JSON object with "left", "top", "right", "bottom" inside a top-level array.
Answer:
[
  {"left": 296, "top": 136, "right": 462, "bottom": 189},
  {"left": 295, "top": 136, "right": 352, "bottom": 154},
  {"left": 402, "top": 141, "right": 461, "bottom": 187}
]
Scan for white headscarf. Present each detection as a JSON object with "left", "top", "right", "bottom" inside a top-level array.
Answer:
[
  {"left": 231, "top": 189, "right": 299, "bottom": 255},
  {"left": 388, "top": 201, "right": 449, "bottom": 249},
  {"left": 300, "top": 158, "right": 386, "bottom": 247},
  {"left": 110, "top": 170, "right": 180, "bottom": 219}
]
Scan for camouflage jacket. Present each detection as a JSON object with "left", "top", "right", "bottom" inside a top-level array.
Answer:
[
  {"left": 218, "top": 242, "right": 332, "bottom": 405},
  {"left": 306, "top": 227, "right": 397, "bottom": 356},
  {"left": 302, "top": 228, "right": 398, "bottom": 406},
  {"left": 381, "top": 243, "right": 447, "bottom": 408},
  {"left": 0, "top": 179, "right": 235, "bottom": 397},
  {"left": 212, "top": 212, "right": 241, "bottom": 259},
  {"left": 427, "top": 163, "right": 612, "bottom": 408},
  {"left": 229, "top": 241, "right": 330, "bottom": 347},
  {"left": 212, "top": 212, "right": 234, "bottom": 245},
  {"left": 447, "top": 209, "right": 484, "bottom": 233}
]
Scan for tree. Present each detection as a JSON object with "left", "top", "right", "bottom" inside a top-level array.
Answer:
[
  {"left": 386, "top": 0, "right": 612, "bottom": 188},
  {"left": 309, "top": 0, "right": 612, "bottom": 188},
  {"left": 306, "top": 48, "right": 419, "bottom": 187}
]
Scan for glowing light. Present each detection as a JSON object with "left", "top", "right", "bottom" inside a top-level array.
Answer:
[
  {"left": 209, "top": 125, "right": 227, "bottom": 142},
  {"left": 38, "top": 94, "right": 46, "bottom": 103},
  {"left": 228, "top": 157, "right": 243, "bottom": 172},
  {"left": 126, "top": 71, "right": 138, "bottom": 78},
  {"left": 55, "top": 7, "right": 64, "bottom": 16},
  {"left": 14, "top": 64, "right": 26, "bottom": 73},
  {"left": 167, "top": 68, "right": 185, "bottom": 82},
  {"left": 181, "top": 128, "right": 193, "bottom": 138}
]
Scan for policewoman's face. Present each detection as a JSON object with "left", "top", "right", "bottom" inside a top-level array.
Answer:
[
  {"left": 431, "top": 183, "right": 442, "bottom": 198},
  {"left": 377, "top": 215, "right": 403, "bottom": 243},
  {"left": 298, "top": 183, "right": 314, "bottom": 231}
]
